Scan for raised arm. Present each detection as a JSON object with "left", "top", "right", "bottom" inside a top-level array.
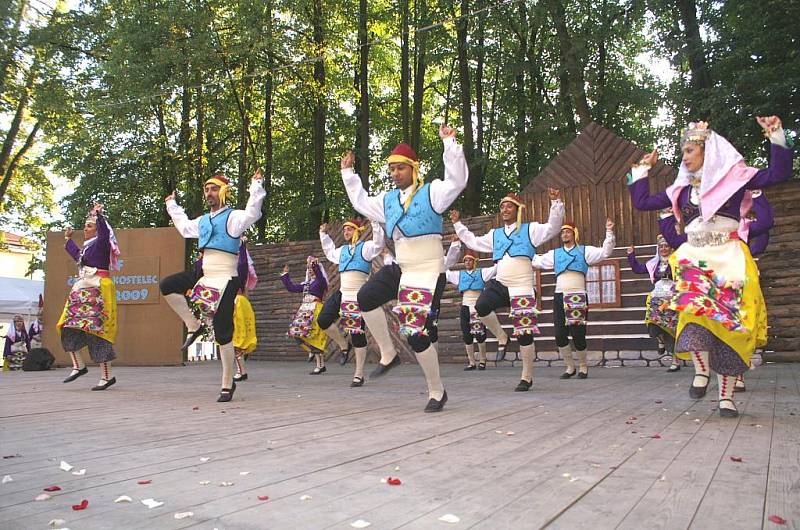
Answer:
[
  {"left": 281, "top": 268, "right": 305, "bottom": 293},
  {"left": 626, "top": 150, "right": 672, "bottom": 211},
  {"left": 529, "top": 193, "right": 565, "bottom": 246},
  {"left": 452, "top": 215, "right": 494, "bottom": 253},
  {"left": 64, "top": 228, "right": 80, "bottom": 262},
  {"left": 584, "top": 220, "right": 615, "bottom": 265},
  {"left": 362, "top": 221, "right": 385, "bottom": 260},
  {"left": 165, "top": 196, "right": 200, "bottom": 238},
  {"left": 429, "top": 128, "right": 469, "bottom": 212},
  {"left": 319, "top": 226, "right": 341, "bottom": 264},
  {"left": 445, "top": 240, "right": 461, "bottom": 269},
  {"left": 626, "top": 249, "right": 649, "bottom": 275},
  {"left": 227, "top": 174, "right": 267, "bottom": 236},
  {"left": 340, "top": 150, "right": 387, "bottom": 223},
  {"left": 531, "top": 250, "right": 555, "bottom": 270}
]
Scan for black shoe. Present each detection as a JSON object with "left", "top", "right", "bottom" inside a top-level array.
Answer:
[
  {"left": 560, "top": 370, "right": 576, "bottom": 380},
  {"left": 577, "top": 370, "right": 588, "bottom": 379},
  {"left": 514, "top": 379, "right": 532, "bottom": 392},
  {"left": 718, "top": 398, "right": 739, "bottom": 418},
  {"left": 424, "top": 391, "right": 448, "bottom": 412},
  {"left": 307, "top": 352, "right": 315, "bottom": 363},
  {"left": 350, "top": 376, "right": 364, "bottom": 387},
  {"left": 233, "top": 373, "right": 248, "bottom": 382},
  {"left": 181, "top": 325, "right": 206, "bottom": 352},
  {"left": 496, "top": 342, "right": 508, "bottom": 362},
  {"left": 217, "top": 382, "right": 236, "bottom": 402},
  {"left": 667, "top": 364, "right": 681, "bottom": 373},
  {"left": 478, "top": 362, "right": 486, "bottom": 371},
  {"left": 310, "top": 366, "right": 327, "bottom": 375},
  {"left": 370, "top": 355, "right": 401, "bottom": 378},
  {"left": 689, "top": 374, "right": 710, "bottom": 399},
  {"left": 464, "top": 364, "right": 477, "bottom": 371},
  {"left": 338, "top": 343, "right": 353, "bottom": 366},
  {"left": 63, "top": 367, "right": 88, "bottom": 383},
  {"left": 91, "top": 377, "right": 116, "bottom": 391}
]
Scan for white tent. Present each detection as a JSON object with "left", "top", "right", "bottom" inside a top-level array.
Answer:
[{"left": 0, "top": 276, "right": 44, "bottom": 337}]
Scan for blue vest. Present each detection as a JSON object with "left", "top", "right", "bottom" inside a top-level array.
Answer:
[
  {"left": 458, "top": 269, "right": 485, "bottom": 292},
  {"left": 339, "top": 242, "right": 371, "bottom": 274},
  {"left": 198, "top": 208, "right": 240, "bottom": 254},
  {"left": 383, "top": 183, "right": 443, "bottom": 238},
  {"left": 492, "top": 224, "right": 535, "bottom": 261},
  {"left": 554, "top": 245, "right": 589, "bottom": 276}
]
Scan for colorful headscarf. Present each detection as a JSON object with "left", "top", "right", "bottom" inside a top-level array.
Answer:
[
  {"left": 560, "top": 221, "right": 579, "bottom": 243},
  {"left": 387, "top": 143, "right": 421, "bottom": 211},
  {"left": 499, "top": 193, "right": 526, "bottom": 233},
  {"left": 204, "top": 175, "right": 231, "bottom": 207},
  {"left": 343, "top": 218, "right": 367, "bottom": 246}
]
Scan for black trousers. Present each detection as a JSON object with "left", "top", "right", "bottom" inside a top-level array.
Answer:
[
  {"left": 552, "top": 292, "right": 588, "bottom": 350},
  {"left": 474, "top": 279, "right": 534, "bottom": 346},
  {"left": 460, "top": 305, "right": 487, "bottom": 345},
  {"left": 160, "top": 270, "right": 240, "bottom": 345},
  {"left": 357, "top": 263, "right": 445, "bottom": 352},
  {"left": 317, "top": 290, "right": 367, "bottom": 348}
]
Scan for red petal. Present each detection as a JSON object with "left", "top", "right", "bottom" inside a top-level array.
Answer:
[
  {"left": 43, "top": 486, "right": 62, "bottom": 492},
  {"left": 258, "top": 495, "right": 269, "bottom": 501},
  {"left": 387, "top": 477, "right": 402, "bottom": 485},
  {"left": 72, "top": 499, "right": 89, "bottom": 510},
  {"left": 137, "top": 480, "right": 152, "bottom": 485},
  {"left": 651, "top": 434, "right": 662, "bottom": 439},
  {"left": 768, "top": 515, "right": 786, "bottom": 525},
  {"left": 730, "top": 456, "right": 743, "bottom": 463}
]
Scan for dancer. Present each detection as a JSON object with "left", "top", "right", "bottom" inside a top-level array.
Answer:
[
  {"left": 233, "top": 237, "right": 258, "bottom": 382},
  {"left": 160, "top": 171, "right": 265, "bottom": 402},
  {"left": 3, "top": 315, "right": 28, "bottom": 371},
  {"left": 628, "top": 116, "right": 792, "bottom": 417},
  {"left": 340, "top": 124, "right": 468, "bottom": 412},
  {"left": 627, "top": 235, "right": 679, "bottom": 371},
  {"left": 531, "top": 219, "right": 615, "bottom": 379},
  {"left": 444, "top": 237, "right": 497, "bottom": 370},
  {"left": 28, "top": 297, "right": 43, "bottom": 349},
  {"left": 58, "top": 204, "right": 121, "bottom": 390},
  {"left": 282, "top": 257, "right": 330, "bottom": 374},
  {"left": 319, "top": 218, "right": 388, "bottom": 387},
  {"left": 452, "top": 192, "right": 563, "bottom": 392}
]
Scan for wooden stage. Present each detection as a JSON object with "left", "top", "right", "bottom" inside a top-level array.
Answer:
[{"left": 1, "top": 361, "right": 798, "bottom": 529}]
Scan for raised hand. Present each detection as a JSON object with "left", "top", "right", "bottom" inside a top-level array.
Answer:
[
  {"left": 282, "top": 264, "right": 289, "bottom": 274},
  {"left": 756, "top": 115, "right": 782, "bottom": 134},
  {"left": 449, "top": 210, "right": 461, "bottom": 224},
  {"left": 65, "top": 227, "right": 74, "bottom": 239},
  {"left": 92, "top": 203, "right": 104, "bottom": 215},
  {"left": 341, "top": 150, "right": 355, "bottom": 170},
  {"left": 606, "top": 218, "right": 615, "bottom": 232},
  {"left": 439, "top": 124, "right": 456, "bottom": 140},
  {"left": 627, "top": 245, "right": 634, "bottom": 254},
  {"left": 548, "top": 187, "right": 561, "bottom": 201},
  {"left": 252, "top": 168, "right": 263, "bottom": 182},
  {"left": 319, "top": 223, "right": 329, "bottom": 234},
  {"left": 639, "top": 149, "right": 658, "bottom": 167},
  {"left": 165, "top": 190, "right": 176, "bottom": 203}
]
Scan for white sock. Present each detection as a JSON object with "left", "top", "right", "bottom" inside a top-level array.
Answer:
[
  {"left": 520, "top": 343, "right": 536, "bottom": 383},
  {"left": 718, "top": 374, "right": 737, "bottom": 410},
  {"left": 465, "top": 344, "right": 476, "bottom": 365},
  {"left": 691, "top": 351, "right": 710, "bottom": 387},
  {"left": 219, "top": 342, "right": 235, "bottom": 389},
  {"left": 480, "top": 311, "right": 508, "bottom": 346},
  {"left": 576, "top": 349, "right": 588, "bottom": 373},
  {"left": 477, "top": 342, "right": 487, "bottom": 363},
  {"left": 315, "top": 353, "right": 324, "bottom": 369},
  {"left": 69, "top": 352, "right": 86, "bottom": 371},
  {"left": 558, "top": 345, "right": 575, "bottom": 372},
  {"left": 735, "top": 374, "right": 745, "bottom": 389},
  {"left": 98, "top": 362, "right": 112, "bottom": 385},
  {"left": 362, "top": 308, "right": 397, "bottom": 364},
  {"left": 235, "top": 353, "right": 246, "bottom": 375},
  {"left": 164, "top": 293, "right": 201, "bottom": 332},
  {"left": 415, "top": 345, "right": 444, "bottom": 401},
  {"left": 323, "top": 324, "right": 349, "bottom": 351},
  {"left": 354, "top": 346, "right": 367, "bottom": 379}
]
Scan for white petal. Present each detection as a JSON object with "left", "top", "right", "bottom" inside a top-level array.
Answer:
[
  {"left": 438, "top": 514, "right": 461, "bottom": 523},
  {"left": 506, "top": 431, "right": 515, "bottom": 436},
  {"left": 198, "top": 480, "right": 211, "bottom": 485},
  {"left": 239, "top": 471, "right": 250, "bottom": 476},
  {"left": 59, "top": 461, "right": 74, "bottom": 472},
  {"left": 48, "top": 519, "right": 67, "bottom": 528},
  {"left": 199, "top": 457, "right": 210, "bottom": 463},
  {"left": 561, "top": 473, "right": 571, "bottom": 478},
  {"left": 350, "top": 520, "right": 371, "bottom": 528},
  {"left": 114, "top": 495, "right": 133, "bottom": 503},
  {"left": 1, "top": 475, "right": 11, "bottom": 484},
  {"left": 35, "top": 493, "right": 51, "bottom": 501},
  {"left": 219, "top": 481, "right": 234, "bottom": 487},
  {"left": 141, "top": 498, "right": 164, "bottom": 509},
  {"left": 300, "top": 494, "right": 312, "bottom": 501},
  {"left": 394, "top": 466, "right": 400, "bottom": 471},
  {"left": 71, "top": 469, "right": 86, "bottom": 476},
  {"left": 174, "top": 512, "right": 194, "bottom": 519}
]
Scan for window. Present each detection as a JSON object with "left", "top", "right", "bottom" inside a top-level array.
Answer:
[{"left": 587, "top": 260, "right": 621, "bottom": 308}]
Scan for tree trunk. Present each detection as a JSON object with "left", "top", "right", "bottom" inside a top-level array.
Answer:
[
  {"left": 257, "top": 0, "right": 274, "bottom": 242},
  {"left": 410, "top": 0, "right": 428, "bottom": 152},
  {"left": 675, "top": 0, "right": 711, "bottom": 117},
  {"left": 0, "top": 67, "right": 34, "bottom": 202},
  {"left": 399, "top": 0, "right": 410, "bottom": 143},
  {"left": 356, "top": 0, "right": 370, "bottom": 188},
  {"left": 514, "top": 1, "right": 528, "bottom": 185},
  {"left": 155, "top": 101, "right": 174, "bottom": 227},
  {"left": 548, "top": 0, "right": 592, "bottom": 127},
  {"left": 237, "top": 60, "right": 255, "bottom": 209},
  {"left": 455, "top": 0, "right": 478, "bottom": 214},
  {"left": 0, "top": 120, "right": 38, "bottom": 201},
  {"left": 310, "top": 0, "right": 327, "bottom": 236},
  {"left": 0, "top": 0, "right": 27, "bottom": 100}
]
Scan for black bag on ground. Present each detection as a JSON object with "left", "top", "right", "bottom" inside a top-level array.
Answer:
[{"left": 22, "top": 348, "right": 55, "bottom": 371}]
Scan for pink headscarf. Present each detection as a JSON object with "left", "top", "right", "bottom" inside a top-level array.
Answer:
[{"left": 665, "top": 127, "right": 758, "bottom": 239}]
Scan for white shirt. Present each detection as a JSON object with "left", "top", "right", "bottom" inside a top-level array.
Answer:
[
  {"left": 320, "top": 222, "right": 385, "bottom": 264},
  {"left": 166, "top": 180, "right": 267, "bottom": 239},
  {"left": 443, "top": 241, "right": 497, "bottom": 285},
  {"left": 452, "top": 200, "right": 565, "bottom": 253},
  {"left": 341, "top": 137, "right": 468, "bottom": 241},
  {"left": 531, "top": 231, "right": 616, "bottom": 270}
]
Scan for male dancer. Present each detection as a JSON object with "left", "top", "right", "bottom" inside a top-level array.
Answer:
[
  {"left": 341, "top": 124, "right": 468, "bottom": 412},
  {"left": 444, "top": 238, "right": 497, "bottom": 370},
  {"left": 160, "top": 170, "right": 265, "bottom": 402},
  {"left": 451, "top": 192, "right": 563, "bottom": 392},
  {"left": 531, "top": 220, "right": 615, "bottom": 379},
  {"left": 319, "top": 219, "right": 390, "bottom": 387}
]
